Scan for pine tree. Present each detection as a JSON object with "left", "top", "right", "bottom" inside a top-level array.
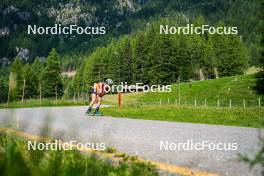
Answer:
[
  {"left": 97, "top": 47, "right": 108, "bottom": 82},
  {"left": 178, "top": 36, "right": 192, "bottom": 81},
  {"left": 0, "top": 76, "right": 8, "bottom": 103},
  {"left": 204, "top": 37, "right": 217, "bottom": 78},
  {"left": 10, "top": 58, "right": 24, "bottom": 101},
  {"left": 225, "top": 35, "right": 248, "bottom": 75},
  {"left": 142, "top": 26, "right": 156, "bottom": 84},
  {"left": 74, "top": 62, "right": 86, "bottom": 97},
  {"left": 23, "top": 64, "right": 38, "bottom": 99},
  {"left": 189, "top": 35, "right": 205, "bottom": 80},
  {"left": 212, "top": 22, "right": 249, "bottom": 77},
  {"left": 83, "top": 53, "right": 97, "bottom": 89},
  {"left": 147, "top": 33, "right": 160, "bottom": 84},
  {"left": 32, "top": 57, "right": 43, "bottom": 98},
  {"left": 90, "top": 49, "right": 103, "bottom": 83},
  {"left": 41, "top": 48, "right": 63, "bottom": 98},
  {"left": 148, "top": 34, "right": 176, "bottom": 84},
  {"left": 120, "top": 38, "right": 133, "bottom": 84},
  {"left": 133, "top": 32, "right": 146, "bottom": 84},
  {"left": 189, "top": 16, "right": 209, "bottom": 80},
  {"left": 76, "top": 18, "right": 251, "bottom": 89},
  {"left": 254, "top": 0, "right": 264, "bottom": 94},
  {"left": 106, "top": 42, "right": 120, "bottom": 84},
  {"left": 64, "top": 79, "right": 74, "bottom": 99},
  {"left": 32, "top": 57, "right": 43, "bottom": 82}
]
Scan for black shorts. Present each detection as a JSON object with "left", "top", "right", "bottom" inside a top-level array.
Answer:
[
  {"left": 90, "top": 89, "right": 104, "bottom": 98},
  {"left": 90, "top": 89, "right": 96, "bottom": 94}
]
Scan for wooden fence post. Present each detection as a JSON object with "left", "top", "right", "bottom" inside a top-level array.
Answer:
[{"left": 118, "top": 92, "right": 122, "bottom": 108}]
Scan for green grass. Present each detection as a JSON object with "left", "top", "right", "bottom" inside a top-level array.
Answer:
[
  {"left": 1, "top": 74, "right": 263, "bottom": 128},
  {"left": 102, "top": 74, "right": 264, "bottom": 128},
  {"left": 2, "top": 75, "right": 262, "bottom": 109},
  {"left": 141, "top": 75, "right": 263, "bottom": 106},
  {"left": 105, "top": 74, "right": 264, "bottom": 108},
  {"left": 103, "top": 105, "right": 264, "bottom": 128},
  {"left": 0, "top": 98, "right": 88, "bottom": 109},
  {"left": 0, "top": 131, "right": 158, "bottom": 176}
]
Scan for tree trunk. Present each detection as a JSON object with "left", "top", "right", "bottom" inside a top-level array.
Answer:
[
  {"left": 199, "top": 68, "right": 205, "bottom": 80},
  {"left": 214, "top": 67, "right": 219, "bottom": 79}
]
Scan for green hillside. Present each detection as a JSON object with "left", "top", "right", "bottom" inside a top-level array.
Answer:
[
  {"left": 140, "top": 74, "right": 263, "bottom": 107},
  {"left": 71, "top": 17, "right": 249, "bottom": 98},
  {"left": 103, "top": 74, "right": 264, "bottom": 128},
  {"left": 104, "top": 74, "right": 264, "bottom": 108},
  {"left": 0, "top": 0, "right": 262, "bottom": 68},
  {"left": 1, "top": 0, "right": 263, "bottom": 104}
]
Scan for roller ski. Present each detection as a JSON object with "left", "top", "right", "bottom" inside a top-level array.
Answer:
[
  {"left": 94, "top": 110, "right": 103, "bottom": 116},
  {"left": 85, "top": 107, "right": 102, "bottom": 116},
  {"left": 85, "top": 107, "right": 94, "bottom": 116},
  {"left": 85, "top": 111, "right": 95, "bottom": 116}
]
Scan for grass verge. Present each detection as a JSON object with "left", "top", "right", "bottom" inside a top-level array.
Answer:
[
  {"left": 0, "top": 99, "right": 88, "bottom": 109},
  {"left": 103, "top": 105, "right": 264, "bottom": 128},
  {"left": 0, "top": 128, "right": 158, "bottom": 176}
]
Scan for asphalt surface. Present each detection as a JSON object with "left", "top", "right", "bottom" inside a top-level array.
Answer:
[{"left": 0, "top": 106, "right": 262, "bottom": 176}]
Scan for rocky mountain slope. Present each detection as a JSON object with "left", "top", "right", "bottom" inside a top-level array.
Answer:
[{"left": 0, "top": 0, "right": 262, "bottom": 69}]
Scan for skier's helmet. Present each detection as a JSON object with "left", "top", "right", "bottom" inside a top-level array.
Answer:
[{"left": 105, "top": 79, "right": 113, "bottom": 85}]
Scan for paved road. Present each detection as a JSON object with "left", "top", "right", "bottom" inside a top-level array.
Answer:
[{"left": 0, "top": 106, "right": 262, "bottom": 176}]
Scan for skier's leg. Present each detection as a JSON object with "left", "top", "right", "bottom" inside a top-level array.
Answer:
[
  {"left": 94, "top": 95, "right": 102, "bottom": 115},
  {"left": 86, "top": 93, "right": 96, "bottom": 113}
]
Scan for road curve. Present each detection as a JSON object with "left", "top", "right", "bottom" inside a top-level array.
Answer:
[{"left": 0, "top": 106, "right": 262, "bottom": 176}]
